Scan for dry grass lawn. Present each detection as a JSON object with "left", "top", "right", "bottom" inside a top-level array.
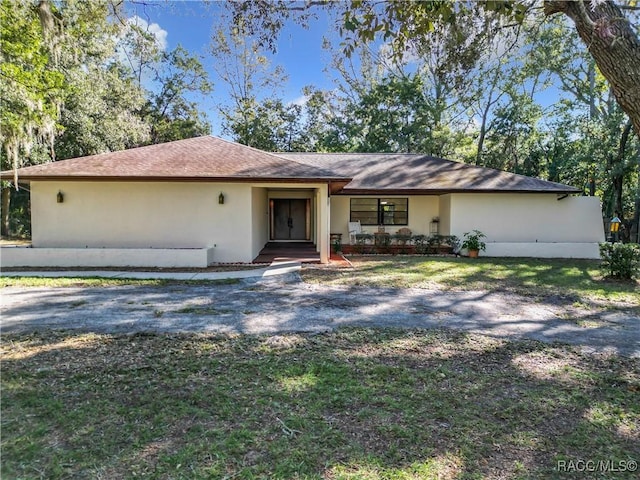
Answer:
[{"left": 2, "top": 329, "right": 638, "bottom": 479}]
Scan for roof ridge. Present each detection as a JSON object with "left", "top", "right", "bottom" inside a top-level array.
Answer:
[
  {"left": 213, "top": 136, "right": 309, "bottom": 164},
  {"left": 278, "top": 152, "right": 427, "bottom": 156},
  {"left": 212, "top": 137, "right": 348, "bottom": 177}
]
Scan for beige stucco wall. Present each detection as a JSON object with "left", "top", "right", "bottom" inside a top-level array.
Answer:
[
  {"left": 448, "top": 194, "right": 604, "bottom": 258},
  {"left": 26, "top": 181, "right": 334, "bottom": 265},
  {"left": 438, "top": 194, "right": 451, "bottom": 236},
  {"left": 329, "top": 192, "right": 603, "bottom": 258},
  {"left": 448, "top": 194, "right": 604, "bottom": 243},
  {"left": 330, "top": 195, "right": 440, "bottom": 242},
  {"left": 31, "top": 181, "right": 255, "bottom": 263},
  {"left": 317, "top": 185, "right": 329, "bottom": 262},
  {"left": 251, "top": 187, "right": 269, "bottom": 259}
]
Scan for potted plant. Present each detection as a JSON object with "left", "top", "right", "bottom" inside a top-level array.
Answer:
[{"left": 461, "top": 230, "right": 486, "bottom": 258}]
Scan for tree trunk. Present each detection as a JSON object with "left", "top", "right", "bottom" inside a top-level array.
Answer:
[
  {"left": 544, "top": 1, "right": 640, "bottom": 138},
  {"left": 607, "top": 120, "right": 633, "bottom": 239},
  {"left": 1, "top": 187, "right": 11, "bottom": 237},
  {"left": 633, "top": 167, "right": 640, "bottom": 243}
]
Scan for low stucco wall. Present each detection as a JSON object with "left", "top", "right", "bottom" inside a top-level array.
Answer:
[
  {"left": 483, "top": 242, "right": 600, "bottom": 259},
  {"left": 0, "top": 247, "right": 216, "bottom": 268}
]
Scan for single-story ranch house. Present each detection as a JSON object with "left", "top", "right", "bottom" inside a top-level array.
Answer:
[{"left": 1, "top": 136, "right": 604, "bottom": 267}]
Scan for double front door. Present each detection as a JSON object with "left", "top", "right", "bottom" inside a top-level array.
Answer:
[{"left": 271, "top": 198, "right": 310, "bottom": 241}]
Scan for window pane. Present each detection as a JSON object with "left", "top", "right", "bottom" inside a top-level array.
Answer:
[
  {"left": 351, "top": 198, "right": 378, "bottom": 211},
  {"left": 351, "top": 198, "right": 378, "bottom": 225},
  {"left": 350, "top": 197, "right": 408, "bottom": 226},
  {"left": 380, "top": 198, "right": 408, "bottom": 211},
  {"left": 381, "top": 198, "right": 408, "bottom": 225},
  {"left": 351, "top": 212, "right": 378, "bottom": 225}
]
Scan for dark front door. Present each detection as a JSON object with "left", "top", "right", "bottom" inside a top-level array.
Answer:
[{"left": 272, "top": 199, "right": 308, "bottom": 240}]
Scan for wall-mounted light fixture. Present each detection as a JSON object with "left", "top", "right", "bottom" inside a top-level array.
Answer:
[
  {"left": 218, "top": 192, "right": 225, "bottom": 205},
  {"left": 56, "top": 191, "right": 64, "bottom": 203}
]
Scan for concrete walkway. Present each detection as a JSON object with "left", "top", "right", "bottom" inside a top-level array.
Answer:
[{"left": 0, "top": 260, "right": 302, "bottom": 281}]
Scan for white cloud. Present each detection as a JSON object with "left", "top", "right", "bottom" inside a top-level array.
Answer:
[
  {"left": 288, "top": 94, "right": 309, "bottom": 108},
  {"left": 127, "top": 15, "right": 168, "bottom": 51}
]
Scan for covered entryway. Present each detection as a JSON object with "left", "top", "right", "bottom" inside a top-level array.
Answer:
[
  {"left": 270, "top": 198, "right": 311, "bottom": 241},
  {"left": 254, "top": 185, "right": 331, "bottom": 264}
]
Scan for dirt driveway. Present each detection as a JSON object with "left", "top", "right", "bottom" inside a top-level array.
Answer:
[{"left": 1, "top": 273, "right": 638, "bottom": 357}]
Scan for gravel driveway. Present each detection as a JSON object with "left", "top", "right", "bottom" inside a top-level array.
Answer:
[{"left": 2, "top": 273, "right": 639, "bottom": 357}]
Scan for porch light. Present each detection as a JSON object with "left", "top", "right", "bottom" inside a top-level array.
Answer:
[
  {"left": 610, "top": 216, "right": 621, "bottom": 233},
  {"left": 610, "top": 216, "right": 621, "bottom": 243},
  {"left": 56, "top": 191, "right": 64, "bottom": 203},
  {"left": 218, "top": 192, "right": 225, "bottom": 205}
]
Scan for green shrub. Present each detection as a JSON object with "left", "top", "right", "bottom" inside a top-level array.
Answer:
[
  {"left": 413, "top": 235, "right": 429, "bottom": 254},
  {"left": 332, "top": 236, "right": 342, "bottom": 254},
  {"left": 354, "top": 233, "right": 373, "bottom": 253},
  {"left": 599, "top": 242, "right": 640, "bottom": 280},
  {"left": 461, "top": 230, "right": 487, "bottom": 252}
]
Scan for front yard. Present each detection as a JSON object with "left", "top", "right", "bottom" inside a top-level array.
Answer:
[
  {"left": 2, "top": 329, "right": 639, "bottom": 479},
  {"left": 2, "top": 257, "right": 639, "bottom": 479}
]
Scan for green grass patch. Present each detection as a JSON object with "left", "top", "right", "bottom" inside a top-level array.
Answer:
[
  {"left": 304, "top": 257, "right": 640, "bottom": 306},
  {"left": 0, "top": 277, "right": 241, "bottom": 288},
  {"left": 2, "top": 329, "right": 638, "bottom": 479}
]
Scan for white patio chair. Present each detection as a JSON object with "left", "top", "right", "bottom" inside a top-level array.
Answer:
[{"left": 348, "top": 221, "right": 362, "bottom": 244}]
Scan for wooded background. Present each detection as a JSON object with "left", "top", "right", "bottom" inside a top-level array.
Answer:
[{"left": 2, "top": 0, "right": 638, "bottom": 241}]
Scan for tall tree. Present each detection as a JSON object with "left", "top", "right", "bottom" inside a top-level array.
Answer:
[
  {"left": 229, "top": 0, "right": 640, "bottom": 138},
  {"left": 52, "top": 0, "right": 152, "bottom": 159},
  {"left": 0, "top": 0, "right": 64, "bottom": 163},
  {"left": 0, "top": 0, "right": 64, "bottom": 235},
  {"left": 537, "top": 16, "right": 639, "bottom": 225},
  {"left": 210, "top": 15, "right": 287, "bottom": 147},
  {"left": 143, "top": 46, "right": 212, "bottom": 144}
]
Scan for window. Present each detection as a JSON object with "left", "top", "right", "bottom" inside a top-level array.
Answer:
[{"left": 350, "top": 198, "right": 408, "bottom": 226}]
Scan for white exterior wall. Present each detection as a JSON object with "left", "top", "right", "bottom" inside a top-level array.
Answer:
[
  {"left": 317, "top": 185, "right": 329, "bottom": 262},
  {"left": 330, "top": 196, "right": 350, "bottom": 237},
  {"left": 438, "top": 194, "right": 451, "bottom": 236},
  {"left": 330, "top": 195, "right": 440, "bottom": 242},
  {"left": 449, "top": 194, "right": 604, "bottom": 258},
  {"left": 31, "top": 181, "right": 254, "bottom": 263},
  {"left": 26, "top": 181, "right": 333, "bottom": 266},
  {"left": 251, "top": 187, "right": 269, "bottom": 259}
]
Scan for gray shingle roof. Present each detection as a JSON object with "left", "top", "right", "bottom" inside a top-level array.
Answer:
[{"left": 277, "top": 152, "right": 580, "bottom": 194}]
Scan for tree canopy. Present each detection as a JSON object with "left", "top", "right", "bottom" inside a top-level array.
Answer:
[{"left": 0, "top": 0, "right": 212, "bottom": 236}]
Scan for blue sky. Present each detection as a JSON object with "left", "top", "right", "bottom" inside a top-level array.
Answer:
[
  {"left": 124, "top": 0, "right": 338, "bottom": 136},
  {"left": 122, "top": 1, "right": 573, "bottom": 139}
]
